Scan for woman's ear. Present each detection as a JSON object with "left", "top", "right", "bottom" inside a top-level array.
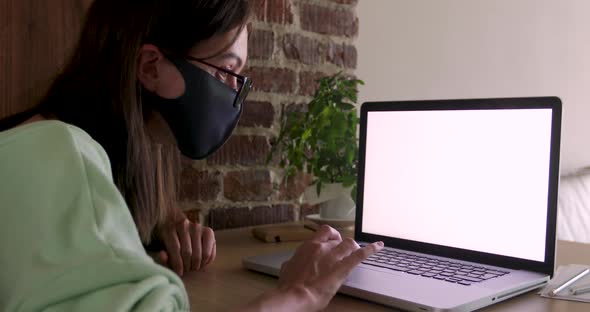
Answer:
[
  {"left": 137, "top": 44, "right": 163, "bottom": 92},
  {"left": 137, "top": 44, "right": 185, "bottom": 99}
]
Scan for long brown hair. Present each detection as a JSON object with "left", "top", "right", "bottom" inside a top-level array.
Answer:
[{"left": 0, "top": 0, "right": 251, "bottom": 243}]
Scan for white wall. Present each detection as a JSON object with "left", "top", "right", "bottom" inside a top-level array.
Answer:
[{"left": 357, "top": 0, "right": 590, "bottom": 172}]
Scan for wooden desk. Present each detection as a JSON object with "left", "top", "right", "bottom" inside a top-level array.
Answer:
[{"left": 183, "top": 226, "right": 590, "bottom": 311}]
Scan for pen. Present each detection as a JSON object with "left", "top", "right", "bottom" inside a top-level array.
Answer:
[
  {"left": 550, "top": 268, "right": 590, "bottom": 296},
  {"left": 569, "top": 282, "right": 590, "bottom": 296}
]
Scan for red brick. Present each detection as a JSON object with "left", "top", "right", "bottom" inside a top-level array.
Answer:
[
  {"left": 300, "top": 3, "right": 358, "bottom": 38},
  {"left": 327, "top": 42, "right": 357, "bottom": 69},
  {"left": 249, "top": 29, "right": 274, "bottom": 60},
  {"left": 238, "top": 100, "right": 274, "bottom": 128},
  {"left": 251, "top": 0, "right": 293, "bottom": 24},
  {"left": 179, "top": 167, "right": 221, "bottom": 202},
  {"left": 207, "top": 204, "right": 295, "bottom": 230},
  {"left": 299, "top": 71, "right": 328, "bottom": 96},
  {"left": 243, "top": 67, "right": 297, "bottom": 94},
  {"left": 279, "top": 172, "right": 313, "bottom": 200},
  {"left": 251, "top": 0, "right": 265, "bottom": 20},
  {"left": 223, "top": 170, "right": 273, "bottom": 201},
  {"left": 282, "top": 33, "right": 324, "bottom": 65},
  {"left": 207, "top": 135, "right": 270, "bottom": 166}
]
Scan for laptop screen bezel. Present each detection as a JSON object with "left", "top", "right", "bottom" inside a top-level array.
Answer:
[{"left": 354, "top": 97, "right": 561, "bottom": 277}]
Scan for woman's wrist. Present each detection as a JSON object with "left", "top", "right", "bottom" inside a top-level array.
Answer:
[
  {"left": 238, "top": 284, "right": 317, "bottom": 312},
  {"left": 277, "top": 285, "right": 318, "bottom": 311}
]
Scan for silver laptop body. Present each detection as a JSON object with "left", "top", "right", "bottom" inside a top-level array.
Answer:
[{"left": 243, "top": 97, "right": 562, "bottom": 312}]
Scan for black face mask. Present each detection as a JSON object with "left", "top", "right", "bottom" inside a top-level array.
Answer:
[{"left": 142, "top": 57, "right": 243, "bottom": 159}]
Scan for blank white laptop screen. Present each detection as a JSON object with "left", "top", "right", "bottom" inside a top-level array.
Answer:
[{"left": 362, "top": 109, "right": 552, "bottom": 262}]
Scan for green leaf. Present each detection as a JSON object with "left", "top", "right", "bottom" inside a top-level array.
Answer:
[
  {"left": 302, "top": 128, "right": 312, "bottom": 141},
  {"left": 266, "top": 72, "right": 364, "bottom": 195},
  {"left": 336, "top": 102, "right": 355, "bottom": 110},
  {"left": 342, "top": 174, "right": 356, "bottom": 187},
  {"left": 287, "top": 166, "right": 296, "bottom": 177}
]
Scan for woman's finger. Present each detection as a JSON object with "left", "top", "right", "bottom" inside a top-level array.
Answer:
[
  {"left": 329, "top": 237, "right": 360, "bottom": 261},
  {"left": 147, "top": 250, "right": 168, "bottom": 266},
  {"left": 210, "top": 241, "right": 217, "bottom": 264},
  {"left": 312, "top": 225, "right": 342, "bottom": 243},
  {"left": 176, "top": 219, "right": 193, "bottom": 274},
  {"left": 201, "top": 226, "right": 215, "bottom": 267},
  {"left": 162, "top": 230, "right": 183, "bottom": 276},
  {"left": 157, "top": 250, "right": 169, "bottom": 266},
  {"left": 189, "top": 222, "right": 202, "bottom": 270},
  {"left": 335, "top": 242, "right": 384, "bottom": 279}
]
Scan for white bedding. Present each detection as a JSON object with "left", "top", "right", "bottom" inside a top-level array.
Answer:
[{"left": 557, "top": 167, "right": 590, "bottom": 243}]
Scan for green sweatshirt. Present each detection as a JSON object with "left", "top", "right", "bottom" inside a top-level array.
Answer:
[{"left": 0, "top": 120, "right": 189, "bottom": 311}]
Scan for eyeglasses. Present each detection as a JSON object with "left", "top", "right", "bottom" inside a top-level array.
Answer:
[{"left": 185, "top": 55, "right": 252, "bottom": 109}]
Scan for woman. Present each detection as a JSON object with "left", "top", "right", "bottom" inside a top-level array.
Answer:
[{"left": 0, "top": 0, "right": 382, "bottom": 310}]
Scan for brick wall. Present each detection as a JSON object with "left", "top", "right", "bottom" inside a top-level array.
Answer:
[{"left": 180, "top": 0, "right": 360, "bottom": 230}]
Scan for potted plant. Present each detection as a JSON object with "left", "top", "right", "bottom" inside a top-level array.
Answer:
[{"left": 268, "top": 73, "right": 364, "bottom": 220}]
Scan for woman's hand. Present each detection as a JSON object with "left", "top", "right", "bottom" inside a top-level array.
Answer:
[
  {"left": 277, "top": 225, "right": 383, "bottom": 310},
  {"left": 154, "top": 211, "right": 216, "bottom": 276}
]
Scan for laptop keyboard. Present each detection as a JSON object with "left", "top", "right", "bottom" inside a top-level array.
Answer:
[{"left": 362, "top": 249, "right": 510, "bottom": 286}]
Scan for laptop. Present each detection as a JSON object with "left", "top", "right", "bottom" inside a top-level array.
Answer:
[{"left": 243, "top": 97, "right": 562, "bottom": 311}]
